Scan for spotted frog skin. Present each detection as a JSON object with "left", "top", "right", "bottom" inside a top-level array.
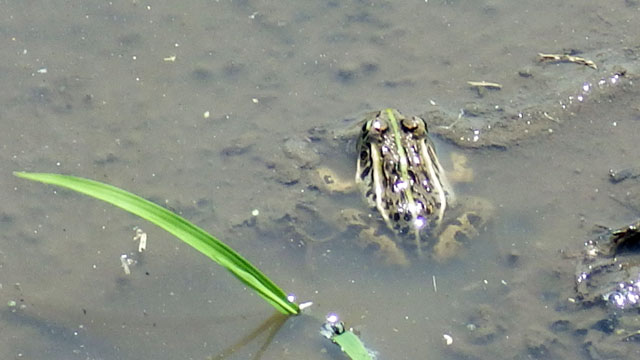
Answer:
[
  {"left": 356, "top": 108, "right": 454, "bottom": 256},
  {"left": 323, "top": 108, "right": 493, "bottom": 265}
]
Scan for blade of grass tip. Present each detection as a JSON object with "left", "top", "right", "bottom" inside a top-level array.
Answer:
[
  {"left": 332, "top": 330, "right": 374, "bottom": 360},
  {"left": 322, "top": 318, "right": 374, "bottom": 360},
  {"left": 13, "top": 171, "right": 299, "bottom": 315}
]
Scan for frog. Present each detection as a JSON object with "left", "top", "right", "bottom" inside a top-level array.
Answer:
[
  {"left": 312, "top": 108, "right": 494, "bottom": 265},
  {"left": 235, "top": 107, "right": 494, "bottom": 265}
]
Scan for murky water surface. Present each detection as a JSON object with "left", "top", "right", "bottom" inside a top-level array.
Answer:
[{"left": 1, "top": 1, "right": 640, "bottom": 359}]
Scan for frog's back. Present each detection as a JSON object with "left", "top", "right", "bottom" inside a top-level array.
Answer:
[{"left": 355, "top": 108, "right": 453, "bottom": 255}]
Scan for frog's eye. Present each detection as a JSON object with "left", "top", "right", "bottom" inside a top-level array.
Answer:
[
  {"left": 402, "top": 116, "right": 426, "bottom": 134},
  {"left": 372, "top": 118, "right": 388, "bottom": 132}
]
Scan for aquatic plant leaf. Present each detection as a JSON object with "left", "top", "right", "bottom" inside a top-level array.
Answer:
[
  {"left": 13, "top": 171, "right": 299, "bottom": 315},
  {"left": 322, "top": 320, "right": 374, "bottom": 360},
  {"left": 332, "top": 329, "right": 374, "bottom": 360}
]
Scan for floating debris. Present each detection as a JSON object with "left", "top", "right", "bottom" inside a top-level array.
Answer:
[
  {"left": 133, "top": 227, "right": 147, "bottom": 252},
  {"left": 467, "top": 81, "right": 502, "bottom": 90},
  {"left": 538, "top": 53, "right": 597, "bottom": 69},
  {"left": 298, "top": 301, "right": 313, "bottom": 310},
  {"left": 120, "top": 254, "right": 134, "bottom": 275}
]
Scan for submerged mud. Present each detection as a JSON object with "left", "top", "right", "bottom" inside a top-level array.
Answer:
[{"left": 425, "top": 47, "right": 638, "bottom": 149}]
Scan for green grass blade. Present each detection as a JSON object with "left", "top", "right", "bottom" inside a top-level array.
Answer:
[
  {"left": 322, "top": 321, "right": 374, "bottom": 360},
  {"left": 14, "top": 171, "right": 299, "bottom": 315},
  {"left": 332, "top": 330, "right": 373, "bottom": 360}
]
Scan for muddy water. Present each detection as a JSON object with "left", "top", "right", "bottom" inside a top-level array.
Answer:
[{"left": 1, "top": 1, "right": 639, "bottom": 359}]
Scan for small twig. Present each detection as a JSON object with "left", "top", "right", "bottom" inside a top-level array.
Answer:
[
  {"left": 538, "top": 53, "right": 597, "bottom": 70},
  {"left": 467, "top": 80, "right": 502, "bottom": 90}
]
